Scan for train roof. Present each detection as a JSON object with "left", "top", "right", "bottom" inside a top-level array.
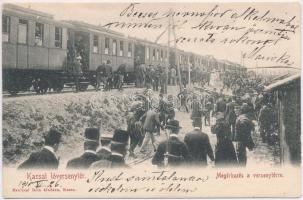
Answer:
[
  {"left": 3, "top": 4, "right": 54, "bottom": 19},
  {"left": 3, "top": 4, "right": 73, "bottom": 28},
  {"left": 4, "top": 3, "right": 246, "bottom": 70},
  {"left": 129, "top": 36, "right": 168, "bottom": 49},
  {"left": 63, "top": 20, "right": 125, "bottom": 38},
  {"left": 265, "top": 73, "right": 300, "bottom": 91}
]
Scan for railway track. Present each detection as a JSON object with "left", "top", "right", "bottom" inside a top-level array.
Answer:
[
  {"left": 127, "top": 154, "right": 154, "bottom": 167},
  {"left": 3, "top": 84, "right": 136, "bottom": 98}
]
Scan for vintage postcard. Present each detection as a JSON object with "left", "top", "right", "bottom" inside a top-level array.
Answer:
[{"left": 1, "top": 1, "right": 301, "bottom": 198}]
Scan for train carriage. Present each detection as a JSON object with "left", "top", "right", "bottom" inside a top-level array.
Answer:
[
  {"left": 64, "top": 20, "right": 135, "bottom": 84},
  {"left": 3, "top": 4, "right": 72, "bottom": 94},
  {"left": 2, "top": 4, "right": 247, "bottom": 95},
  {"left": 133, "top": 38, "right": 168, "bottom": 68}
]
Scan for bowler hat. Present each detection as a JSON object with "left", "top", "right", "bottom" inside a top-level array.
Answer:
[
  {"left": 84, "top": 128, "right": 100, "bottom": 142},
  {"left": 165, "top": 120, "right": 182, "bottom": 130},
  {"left": 240, "top": 103, "right": 250, "bottom": 114},
  {"left": 45, "top": 128, "right": 62, "bottom": 146},
  {"left": 111, "top": 142, "right": 127, "bottom": 156},
  {"left": 112, "top": 129, "right": 129, "bottom": 144}
]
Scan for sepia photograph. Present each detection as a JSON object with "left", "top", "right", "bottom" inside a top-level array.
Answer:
[{"left": 1, "top": 1, "right": 301, "bottom": 198}]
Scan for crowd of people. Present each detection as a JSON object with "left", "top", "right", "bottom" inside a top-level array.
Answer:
[
  {"left": 220, "top": 70, "right": 265, "bottom": 96},
  {"left": 18, "top": 64, "right": 278, "bottom": 169}
]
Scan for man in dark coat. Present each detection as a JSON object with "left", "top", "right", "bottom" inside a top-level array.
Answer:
[
  {"left": 191, "top": 94, "right": 203, "bottom": 126},
  {"left": 116, "top": 64, "right": 126, "bottom": 91},
  {"left": 211, "top": 113, "right": 238, "bottom": 167},
  {"left": 90, "top": 134, "right": 112, "bottom": 168},
  {"left": 73, "top": 56, "right": 83, "bottom": 92},
  {"left": 91, "top": 129, "right": 129, "bottom": 168},
  {"left": 104, "top": 60, "right": 113, "bottom": 91},
  {"left": 178, "top": 88, "right": 189, "bottom": 113},
  {"left": 184, "top": 120, "right": 214, "bottom": 167},
  {"left": 127, "top": 101, "right": 146, "bottom": 157},
  {"left": 66, "top": 128, "right": 100, "bottom": 169},
  {"left": 152, "top": 65, "right": 160, "bottom": 91},
  {"left": 258, "top": 103, "right": 276, "bottom": 143},
  {"left": 164, "top": 95, "right": 175, "bottom": 125},
  {"left": 96, "top": 134, "right": 112, "bottom": 160},
  {"left": 235, "top": 104, "right": 255, "bottom": 166},
  {"left": 109, "top": 130, "right": 130, "bottom": 168},
  {"left": 152, "top": 120, "right": 190, "bottom": 167},
  {"left": 95, "top": 63, "right": 106, "bottom": 91},
  {"left": 18, "top": 129, "right": 62, "bottom": 170},
  {"left": 140, "top": 107, "right": 163, "bottom": 153},
  {"left": 215, "top": 97, "right": 227, "bottom": 114},
  {"left": 225, "top": 97, "right": 237, "bottom": 140},
  {"left": 204, "top": 99, "right": 212, "bottom": 126}
]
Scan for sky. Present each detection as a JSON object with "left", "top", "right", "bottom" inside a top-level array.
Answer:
[{"left": 8, "top": 2, "right": 301, "bottom": 74}]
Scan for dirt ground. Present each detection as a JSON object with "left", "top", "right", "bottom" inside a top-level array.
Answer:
[
  {"left": 131, "top": 85, "right": 280, "bottom": 169},
  {"left": 3, "top": 89, "right": 143, "bottom": 167}
]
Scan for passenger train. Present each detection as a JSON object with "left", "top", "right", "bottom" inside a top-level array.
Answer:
[{"left": 2, "top": 4, "right": 244, "bottom": 94}]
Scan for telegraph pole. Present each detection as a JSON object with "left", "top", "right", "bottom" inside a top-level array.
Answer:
[
  {"left": 165, "top": 10, "right": 172, "bottom": 94},
  {"left": 171, "top": 15, "right": 183, "bottom": 92},
  {"left": 188, "top": 56, "right": 191, "bottom": 87},
  {"left": 155, "top": 8, "right": 183, "bottom": 93}
]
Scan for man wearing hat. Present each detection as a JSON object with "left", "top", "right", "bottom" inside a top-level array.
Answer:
[
  {"left": 110, "top": 129, "right": 130, "bottom": 168},
  {"left": 152, "top": 120, "right": 190, "bottom": 167},
  {"left": 127, "top": 101, "right": 146, "bottom": 158},
  {"left": 225, "top": 96, "right": 237, "bottom": 140},
  {"left": 185, "top": 119, "right": 215, "bottom": 167},
  {"left": 191, "top": 94, "right": 203, "bottom": 127},
  {"left": 177, "top": 88, "right": 189, "bottom": 113},
  {"left": 66, "top": 128, "right": 100, "bottom": 169},
  {"left": 164, "top": 95, "right": 175, "bottom": 125},
  {"left": 140, "top": 107, "right": 163, "bottom": 153},
  {"left": 18, "top": 128, "right": 62, "bottom": 170},
  {"left": 95, "top": 63, "right": 106, "bottom": 91},
  {"left": 96, "top": 133, "right": 112, "bottom": 160},
  {"left": 90, "top": 133, "right": 113, "bottom": 168},
  {"left": 104, "top": 60, "right": 113, "bottom": 91},
  {"left": 235, "top": 103, "right": 255, "bottom": 166},
  {"left": 73, "top": 55, "right": 83, "bottom": 92},
  {"left": 204, "top": 98, "right": 212, "bottom": 126}
]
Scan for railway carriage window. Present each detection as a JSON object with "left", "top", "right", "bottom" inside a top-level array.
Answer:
[
  {"left": 93, "top": 35, "right": 99, "bottom": 53},
  {"left": 119, "top": 41, "right": 124, "bottom": 56},
  {"left": 152, "top": 49, "right": 155, "bottom": 61},
  {"left": 146, "top": 47, "right": 150, "bottom": 60},
  {"left": 55, "top": 27, "right": 62, "bottom": 48},
  {"left": 105, "top": 37, "right": 109, "bottom": 54},
  {"left": 127, "top": 43, "right": 132, "bottom": 57},
  {"left": 18, "top": 19, "right": 28, "bottom": 44},
  {"left": 2, "top": 15, "right": 10, "bottom": 42},
  {"left": 112, "top": 39, "right": 117, "bottom": 55},
  {"left": 35, "top": 23, "right": 44, "bottom": 46}
]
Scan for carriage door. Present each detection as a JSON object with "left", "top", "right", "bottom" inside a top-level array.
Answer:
[
  {"left": 74, "top": 31, "right": 90, "bottom": 72},
  {"left": 67, "top": 30, "right": 75, "bottom": 64},
  {"left": 134, "top": 43, "right": 145, "bottom": 68}
]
